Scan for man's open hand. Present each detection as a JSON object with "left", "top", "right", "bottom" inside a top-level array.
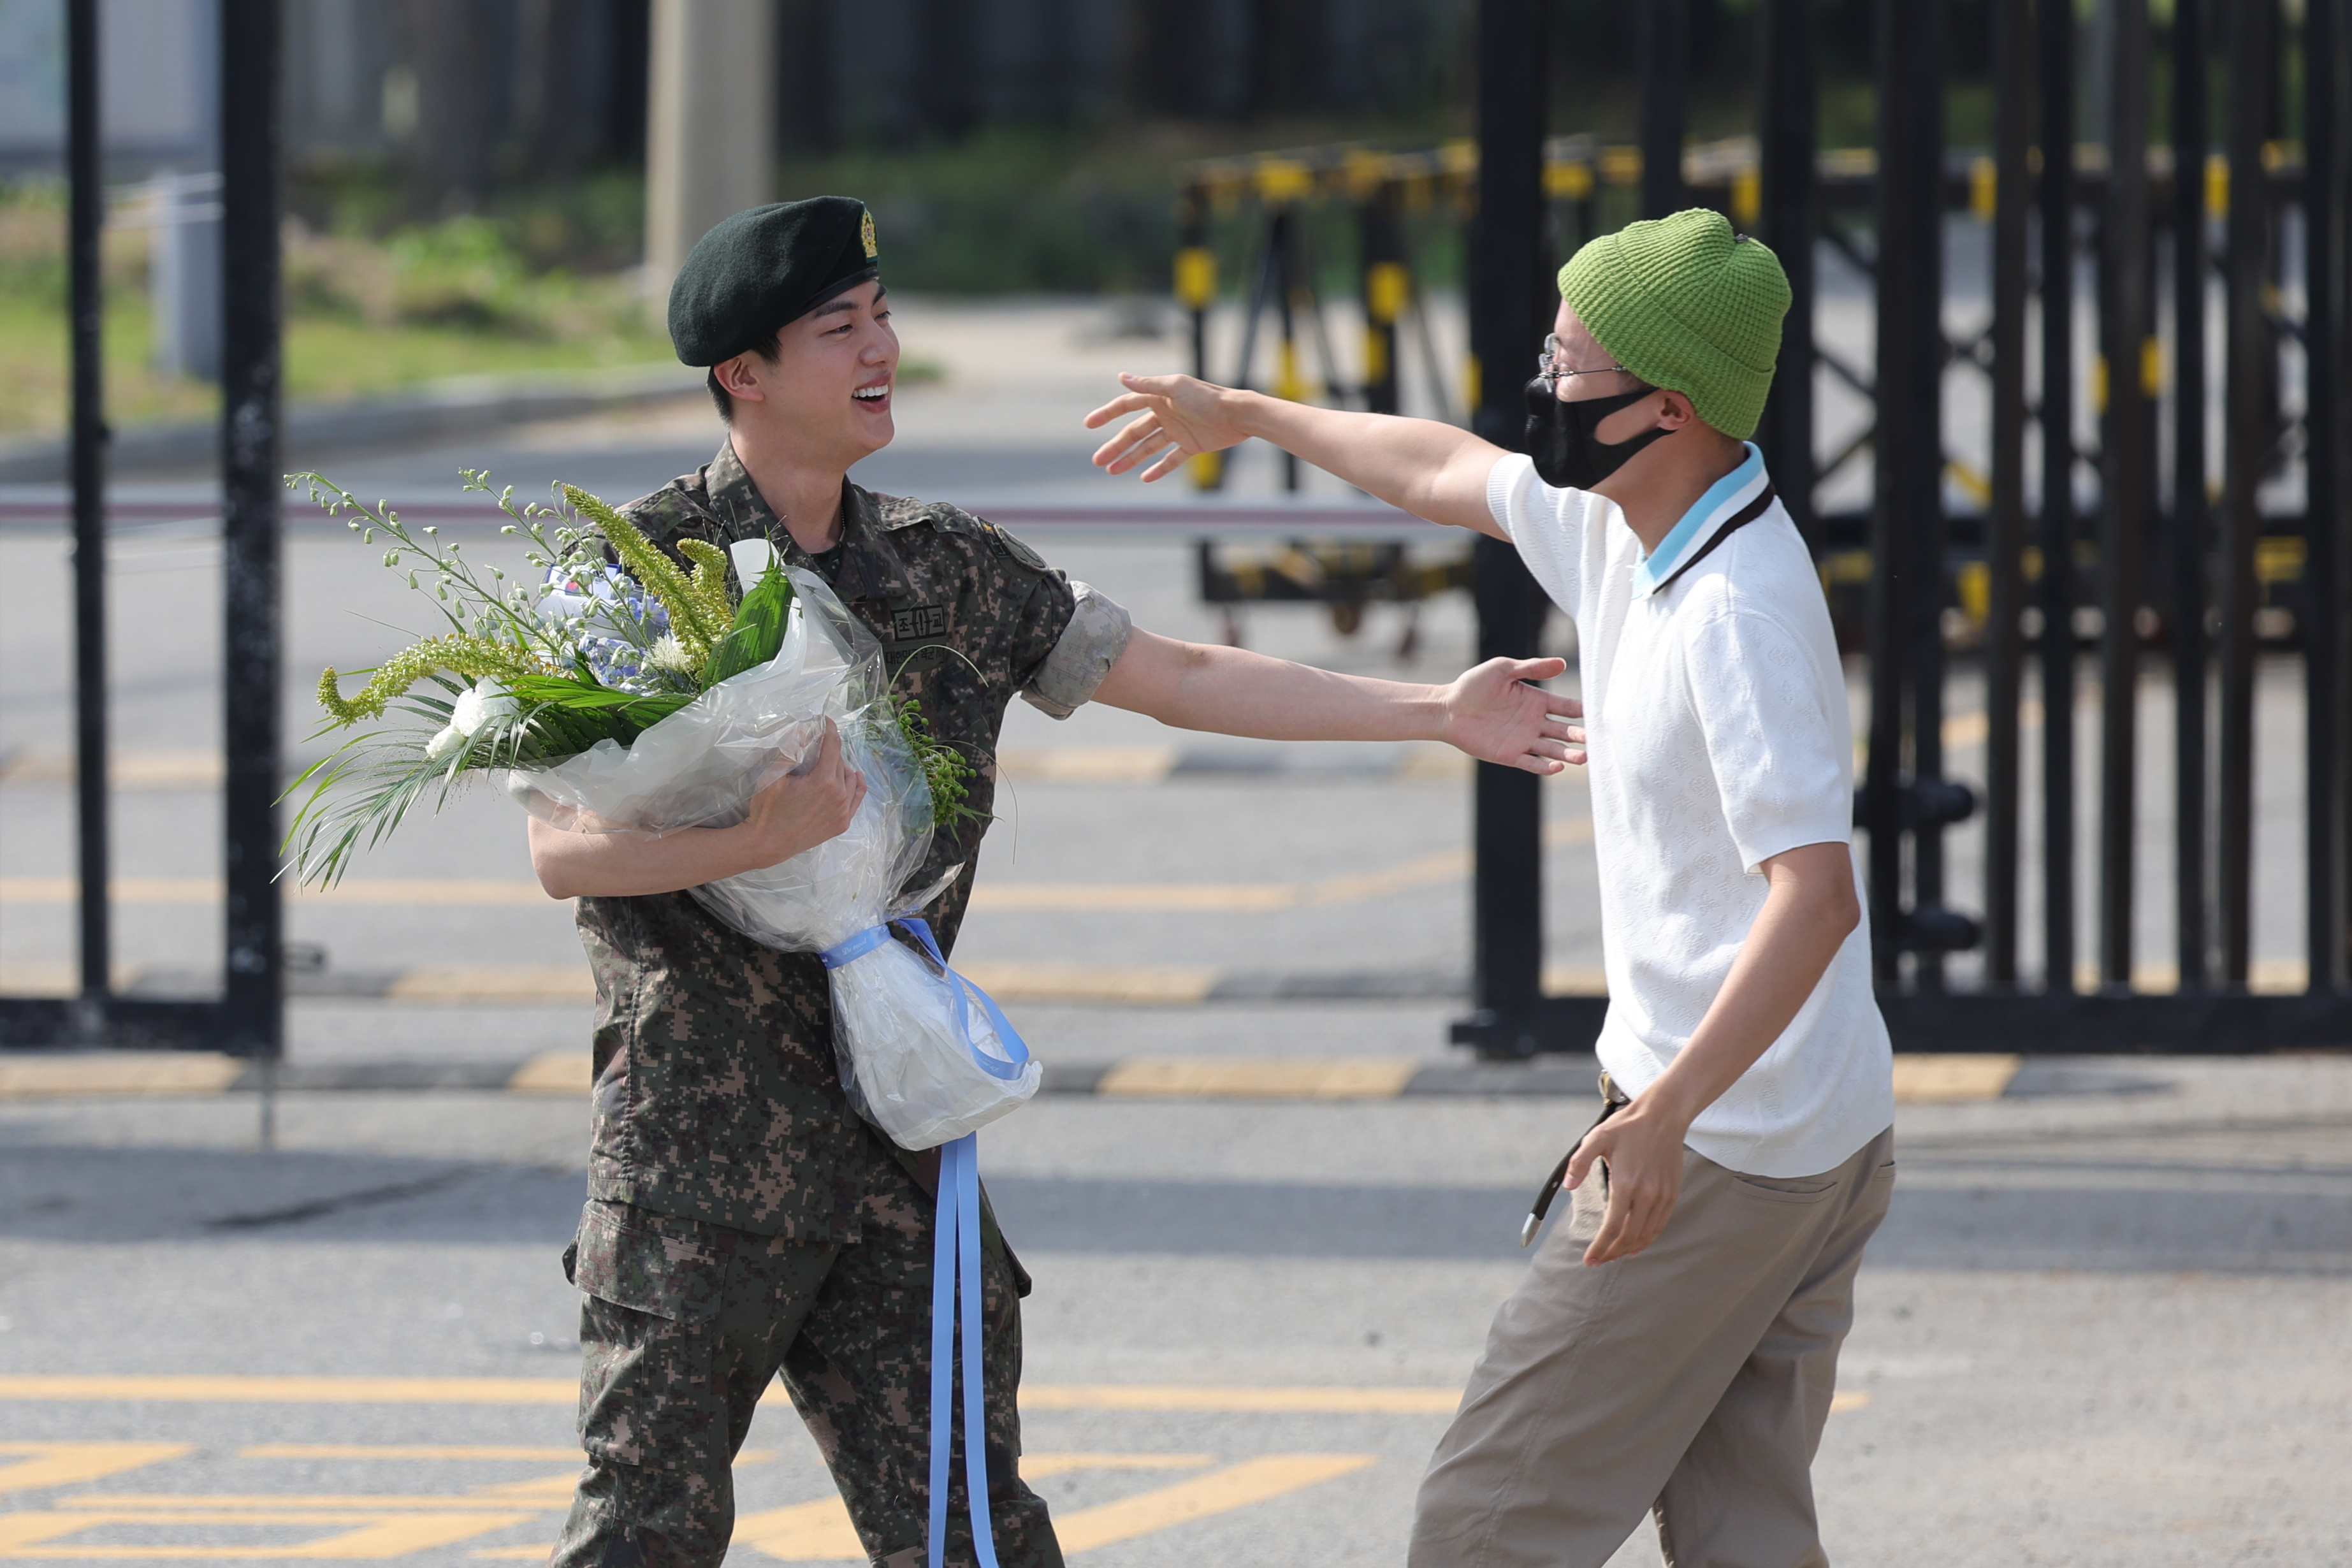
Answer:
[
  {"left": 1441, "top": 658, "right": 1586, "bottom": 774},
  {"left": 1085, "top": 372, "right": 1250, "bottom": 482},
  {"left": 1566, "top": 1101, "right": 1689, "bottom": 1265}
]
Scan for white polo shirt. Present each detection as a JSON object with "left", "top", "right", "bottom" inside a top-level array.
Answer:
[{"left": 1489, "top": 443, "right": 1893, "bottom": 1178}]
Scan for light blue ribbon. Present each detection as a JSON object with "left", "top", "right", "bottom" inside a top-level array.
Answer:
[{"left": 816, "top": 918, "right": 1033, "bottom": 1568}]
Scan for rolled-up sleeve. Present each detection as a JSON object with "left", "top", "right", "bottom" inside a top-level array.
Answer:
[{"left": 1019, "top": 581, "right": 1133, "bottom": 718}]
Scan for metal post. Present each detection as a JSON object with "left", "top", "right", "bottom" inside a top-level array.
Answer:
[
  {"left": 1984, "top": 0, "right": 2033, "bottom": 987},
  {"left": 67, "top": 0, "right": 110, "bottom": 1034},
  {"left": 1361, "top": 182, "right": 1405, "bottom": 417},
  {"left": 2171, "top": 0, "right": 2211, "bottom": 993},
  {"left": 1755, "top": 0, "right": 1818, "bottom": 551},
  {"left": 1904, "top": 0, "right": 1949, "bottom": 990},
  {"left": 1466, "top": 0, "right": 1549, "bottom": 1053},
  {"left": 1866, "top": 0, "right": 1943, "bottom": 987},
  {"left": 1272, "top": 205, "right": 1302, "bottom": 491},
  {"left": 2098, "top": 0, "right": 2155, "bottom": 990},
  {"left": 2218, "top": 0, "right": 2276, "bottom": 988},
  {"left": 2038, "top": 0, "right": 2080, "bottom": 994},
  {"left": 1640, "top": 0, "right": 1688, "bottom": 219},
  {"left": 2305, "top": 0, "right": 2347, "bottom": 992},
  {"left": 219, "top": 0, "right": 283, "bottom": 1059}
]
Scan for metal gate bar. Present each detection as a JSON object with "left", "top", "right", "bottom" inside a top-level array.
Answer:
[
  {"left": 1982, "top": 0, "right": 2031, "bottom": 989},
  {"left": 0, "top": 0, "right": 283, "bottom": 1056},
  {"left": 2170, "top": 0, "right": 2212, "bottom": 995},
  {"left": 2307, "top": 0, "right": 2348, "bottom": 994},
  {"left": 2096, "top": 0, "right": 2155, "bottom": 991}
]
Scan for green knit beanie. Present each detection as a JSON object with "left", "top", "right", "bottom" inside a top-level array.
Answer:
[{"left": 1557, "top": 208, "right": 1790, "bottom": 442}]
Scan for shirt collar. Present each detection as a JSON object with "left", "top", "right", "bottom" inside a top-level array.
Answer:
[
  {"left": 702, "top": 441, "right": 903, "bottom": 602},
  {"left": 1632, "top": 442, "right": 1768, "bottom": 599}
]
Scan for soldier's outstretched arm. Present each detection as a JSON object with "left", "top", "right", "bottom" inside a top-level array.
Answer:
[
  {"left": 1084, "top": 372, "right": 1507, "bottom": 537},
  {"left": 1091, "top": 631, "right": 1584, "bottom": 774}
]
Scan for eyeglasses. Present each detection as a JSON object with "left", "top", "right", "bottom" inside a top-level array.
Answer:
[{"left": 1537, "top": 334, "right": 1629, "bottom": 392}]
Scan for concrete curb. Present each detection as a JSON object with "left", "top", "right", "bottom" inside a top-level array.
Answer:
[
  {"left": 0, "top": 365, "right": 704, "bottom": 483},
  {"left": 0, "top": 1051, "right": 2168, "bottom": 1103}
]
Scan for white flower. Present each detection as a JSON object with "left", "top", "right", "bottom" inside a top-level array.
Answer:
[
  {"left": 647, "top": 634, "right": 697, "bottom": 676},
  {"left": 424, "top": 723, "right": 468, "bottom": 762},
  {"left": 451, "top": 678, "right": 519, "bottom": 737}
]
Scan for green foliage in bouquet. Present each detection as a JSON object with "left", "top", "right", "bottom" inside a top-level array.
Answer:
[{"left": 280, "top": 469, "right": 978, "bottom": 887}]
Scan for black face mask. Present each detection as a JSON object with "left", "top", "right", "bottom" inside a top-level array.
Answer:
[{"left": 1523, "top": 376, "right": 1671, "bottom": 490}]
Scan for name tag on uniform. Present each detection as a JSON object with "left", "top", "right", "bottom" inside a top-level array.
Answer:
[{"left": 890, "top": 603, "right": 949, "bottom": 642}]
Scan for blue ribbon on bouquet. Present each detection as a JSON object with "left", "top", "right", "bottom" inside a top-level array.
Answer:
[{"left": 817, "top": 918, "right": 1033, "bottom": 1568}]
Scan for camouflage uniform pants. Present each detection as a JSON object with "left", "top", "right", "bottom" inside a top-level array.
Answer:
[{"left": 550, "top": 1169, "right": 1059, "bottom": 1568}]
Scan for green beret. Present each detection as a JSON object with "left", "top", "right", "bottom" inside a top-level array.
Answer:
[{"left": 667, "top": 196, "right": 881, "bottom": 367}]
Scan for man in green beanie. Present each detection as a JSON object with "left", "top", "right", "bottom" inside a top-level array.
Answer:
[
  {"left": 1089, "top": 207, "right": 1896, "bottom": 1566},
  {"left": 534, "top": 194, "right": 1590, "bottom": 1568}
]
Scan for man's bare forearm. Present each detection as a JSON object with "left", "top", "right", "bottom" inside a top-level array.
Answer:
[
  {"left": 1093, "top": 630, "right": 1446, "bottom": 739},
  {"left": 529, "top": 817, "right": 767, "bottom": 900},
  {"left": 1229, "top": 394, "right": 1507, "bottom": 534}
]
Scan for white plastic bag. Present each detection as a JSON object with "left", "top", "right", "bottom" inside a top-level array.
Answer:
[{"left": 502, "top": 567, "right": 1038, "bottom": 1150}]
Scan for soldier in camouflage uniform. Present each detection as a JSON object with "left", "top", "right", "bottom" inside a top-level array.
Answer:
[{"left": 537, "top": 198, "right": 1585, "bottom": 1568}]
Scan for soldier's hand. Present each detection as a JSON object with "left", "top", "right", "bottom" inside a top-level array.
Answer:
[
  {"left": 1567, "top": 1100, "right": 1688, "bottom": 1266},
  {"left": 1085, "top": 372, "right": 1253, "bottom": 482},
  {"left": 1437, "top": 657, "right": 1586, "bottom": 774},
  {"left": 736, "top": 720, "right": 866, "bottom": 869}
]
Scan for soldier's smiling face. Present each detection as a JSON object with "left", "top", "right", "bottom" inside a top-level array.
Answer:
[{"left": 716, "top": 279, "right": 900, "bottom": 466}]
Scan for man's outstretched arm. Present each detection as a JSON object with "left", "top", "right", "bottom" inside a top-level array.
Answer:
[
  {"left": 1085, "top": 373, "right": 1509, "bottom": 537},
  {"left": 1093, "top": 630, "right": 1585, "bottom": 774}
]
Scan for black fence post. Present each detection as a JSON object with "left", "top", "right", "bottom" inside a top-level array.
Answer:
[
  {"left": 2171, "top": 0, "right": 2211, "bottom": 994},
  {"left": 1640, "top": 0, "right": 1688, "bottom": 218},
  {"left": 219, "top": 0, "right": 284, "bottom": 1059},
  {"left": 2097, "top": 0, "right": 2155, "bottom": 991},
  {"left": 1360, "top": 181, "right": 1405, "bottom": 417},
  {"left": 2305, "top": 0, "right": 2348, "bottom": 994},
  {"left": 2038, "top": 0, "right": 2080, "bottom": 995},
  {"left": 67, "top": 0, "right": 110, "bottom": 1036},
  {"left": 2218, "top": 0, "right": 2277, "bottom": 989},
  {"left": 1465, "top": 0, "right": 1550, "bottom": 1055},
  {"left": 1984, "top": 0, "right": 2033, "bottom": 989},
  {"left": 1866, "top": 0, "right": 1945, "bottom": 988},
  {"left": 1755, "top": 0, "right": 1818, "bottom": 553}
]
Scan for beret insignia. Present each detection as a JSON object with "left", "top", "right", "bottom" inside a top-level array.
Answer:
[{"left": 861, "top": 209, "right": 878, "bottom": 259}]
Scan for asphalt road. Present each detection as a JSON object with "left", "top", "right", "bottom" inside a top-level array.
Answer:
[{"left": 0, "top": 294, "right": 2346, "bottom": 1565}]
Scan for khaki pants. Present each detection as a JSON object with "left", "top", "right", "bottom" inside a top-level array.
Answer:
[{"left": 1410, "top": 1122, "right": 1896, "bottom": 1568}]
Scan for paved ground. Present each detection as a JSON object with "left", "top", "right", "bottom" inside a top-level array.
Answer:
[{"left": 0, "top": 291, "right": 2346, "bottom": 1564}]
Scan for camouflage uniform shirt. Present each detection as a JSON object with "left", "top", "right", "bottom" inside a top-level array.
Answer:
[{"left": 574, "top": 439, "right": 1131, "bottom": 1239}]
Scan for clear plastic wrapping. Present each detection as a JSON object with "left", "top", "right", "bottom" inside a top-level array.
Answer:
[{"left": 502, "top": 569, "right": 1039, "bottom": 1149}]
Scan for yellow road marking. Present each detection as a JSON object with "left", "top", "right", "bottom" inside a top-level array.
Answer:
[
  {"left": 508, "top": 1052, "right": 592, "bottom": 1094},
  {"left": 1054, "top": 1453, "right": 1376, "bottom": 1552},
  {"left": 729, "top": 1452, "right": 1268, "bottom": 1562},
  {"left": 1891, "top": 1055, "right": 2021, "bottom": 1103},
  {"left": 1833, "top": 1391, "right": 1870, "bottom": 1412},
  {"left": 0, "top": 1444, "right": 191, "bottom": 1495},
  {"left": 0, "top": 1376, "right": 1467, "bottom": 1412},
  {"left": 238, "top": 1446, "right": 597, "bottom": 1462},
  {"left": 388, "top": 966, "right": 594, "bottom": 1003},
  {"left": 973, "top": 883, "right": 1296, "bottom": 913},
  {"left": 0, "top": 1509, "right": 535, "bottom": 1558},
  {"left": 1097, "top": 1058, "right": 1423, "bottom": 1100},
  {"left": 728, "top": 1496, "right": 864, "bottom": 1560},
  {"left": 1019, "top": 1454, "right": 1214, "bottom": 1479},
  {"left": 0, "top": 1376, "right": 581, "bottom": 1405},
  {"left": 996, "top": 746, "right": 1181, "bottom": 785},
  {"left": 1024, "top": 1384, "right": 1462, "bottom": 1415},
  {"left": 0, "top": 1055, "right": 242, "bottom": 1101},
  {"left": 61, "top": 1495, "right": 551, "bottom": 1513},
  {"left": 951, "top": 961, "right": 1221, "bottom": 1005}
]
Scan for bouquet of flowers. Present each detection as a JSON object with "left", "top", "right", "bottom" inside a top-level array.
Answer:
[{"left": 285, "top": 471, "right": 1038, "bottom": 1149}]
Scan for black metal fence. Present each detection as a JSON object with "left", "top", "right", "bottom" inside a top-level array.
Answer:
[
  {"left": 0, "top": 0, "right": 284, "bottom": 1058},
  {"left": 1451, "top": 0, "right": 2352, "bottom": 1056}
]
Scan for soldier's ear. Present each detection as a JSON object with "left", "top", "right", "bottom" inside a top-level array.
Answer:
[{"left": 714, "top": 353, "right": 769, "bottom": 405}]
